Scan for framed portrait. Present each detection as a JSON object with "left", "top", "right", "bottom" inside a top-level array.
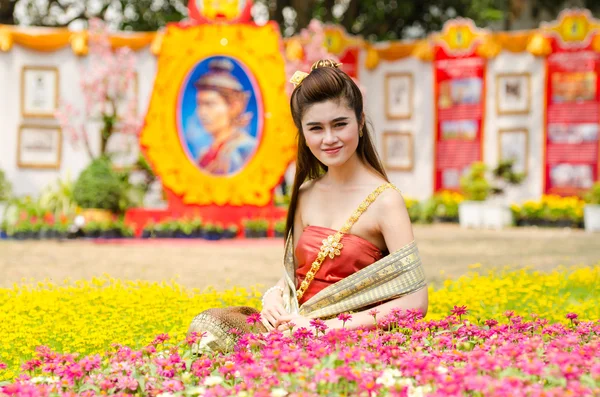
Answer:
[
  {"left": 105, "top": 131, "right": 140, "bottom": 170},
  {"left": 17, "top": 125, "right": 62, "bottom": 169},
  {"left": 177, "top": 56, "right": 262, "bottom": 176},
  {"left": 385, "top": 72, "right": 413, "bottom": 120},
  {"left": 496, "top": 73, "right": 531, "bottom": 115},
  {"left": 498, "top": 128, "right": 528, "bottom": 174},
  {"left": 21, "top": 66, "right": 60, "bottom": 118},
  {"left": 383, "top": 131, "right": 414, "bottom": 171}
]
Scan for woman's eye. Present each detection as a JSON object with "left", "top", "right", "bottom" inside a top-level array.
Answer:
[
  {"left": 335, "top": 123, "right": 347, "bottom": 128},
  {"left": 309, "top": 127, "right": 322, "bottom": 131}
]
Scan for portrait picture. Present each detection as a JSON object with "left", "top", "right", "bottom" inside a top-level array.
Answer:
[
  {"left": 551, "top": 71, "right": 597, "bottom": 103},
  {"left": 438, "top": 77, "right": 482, "bottom": 110},
  {"left": 21, "top": 66, "right": 59, "bottom": 118},
  {"left": 178, "top": 56, "right": 262, "bottom": 176},
  {"left": 496, "top": 73, "right": 531, "bottom": 115},
  {"left": 105, "top": 131, "right": 140, "bottom": 170},
  {"left": 383, "top": 132, "right": 414, "bottom": 171},
  {"left": 498, "top": 128, "right": 528, "bottom": 174},
  {"left": 441, "top": 119, "right": 478, "bottom": 140},
  {"left": 385, "top": 73, "right": 413, "bottom": 120},
  {"left": 17, "top": 125, "right": 62, "bottom": 169}
]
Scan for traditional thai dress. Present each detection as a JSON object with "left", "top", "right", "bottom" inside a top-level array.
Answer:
[{"left": 188, "top": 183, "right": 427, "bottom": 352}]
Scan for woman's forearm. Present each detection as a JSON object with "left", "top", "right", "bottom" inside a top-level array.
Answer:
[{"left": 324, "top": 287, "right": 429, "bottom": 330}]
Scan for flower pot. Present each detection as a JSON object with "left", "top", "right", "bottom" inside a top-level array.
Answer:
[
  {"left": 481, "top": 204, "right": 513, "bottom": 230},
  {"left": 458, "top": 201, "right": 485, "bottom": 229},
  {"left": 0, "top": 230, "right": 7, "bottom": 240},
  {"left": 222, "top": 230, "right": 237, "bottom": 239},
  {"left": 584, "top": 204, "right": 600, "bottom": 233}
]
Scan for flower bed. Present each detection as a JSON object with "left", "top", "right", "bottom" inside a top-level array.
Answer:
[
  {"left": 0, "top": 265, "right": 599, "bottom": 395},
  {"left": 511, "top": 195, "right": 585, "bottom": 228}
]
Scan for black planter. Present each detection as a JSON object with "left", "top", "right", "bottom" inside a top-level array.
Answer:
[
  {"left": 434, "top": 216, "right": 458, "bottom": 224},
  {"left": 222, "top": 230, "right": 237, "bottom": 239},
  {"left": 274, "top": 231, "right": 285, "bottom": 238},
  {"left": 141, "top": 230, "right": 152, "bottom": 239},
  {"left": 205, "top": 231, "right": 222, "bottom": 240}
]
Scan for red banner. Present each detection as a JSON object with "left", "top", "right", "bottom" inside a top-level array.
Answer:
[
  {"left": 544, "top": 39, "right": 600, "bottom": 195},
  {"left": 434, "top": 46, "right": 486, "bottom": 191}
]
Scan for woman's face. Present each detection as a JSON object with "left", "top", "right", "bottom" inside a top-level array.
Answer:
[
  {"left": 301, "top": 99, "right": 360, "bottom": 168},
  {"left": 196, "top": 90, "right": 232, "bottom": 136}
]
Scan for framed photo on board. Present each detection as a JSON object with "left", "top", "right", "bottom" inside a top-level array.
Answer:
[
  {"left": 17, "top": 125, "right": 62, "bottom": 169},
  {"left": 498, "top": 128, "right": 528, "bottom": 174},
  {"left": 383, "top": 131, "right": 414, "bottom": 171},
  {"left": 21, "top": 66, "right": 60, "bottom": 118},
  {"left": 385, "top": 73, "right": 413, "bottom": 120},
  {"left": 496, "top": 73, "right": 531, "bottom": 115}
]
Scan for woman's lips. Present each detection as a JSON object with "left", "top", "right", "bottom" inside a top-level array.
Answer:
[{"left": 323, "top": 147, "right": 342, "bottom": 155}]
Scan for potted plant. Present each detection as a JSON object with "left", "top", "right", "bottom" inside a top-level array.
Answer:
[
  {"left": 584, "top": 183, "right": 600, "bottom": 232},
  {"left": 459, "top": 161, "right": 524, "bottom": 230},
  {"left": 73, "top": 157, "right": 128, "bottom": 220},
  {"left": 53, "top": 220, "right": 70, "bottom": 240},
  {"left": 433, "top": 191, "right": 463, "bottom": 223},
  {"left": 203, "top": 222, "right": 222, "bottom": 240},
  {"left": 83, "top": 221, "right": 102, "bottom": 239},
  {"left": 190, "top": 218, "right": 203, "bottom": 238},
  {"left": 458, "top": 162, "right": 490, "bottom": 229},
  {"left": 141, "top": 221, "right": 156, "bottom": 239},
  {"left": 274, "top": 220, "right": 286, "bottom": 238},
  {"left": 223, "top": 224, "right": 239, "bottom": 239},
  {"left": 115, "top": 220, "right": 134, "bottom": 239}
]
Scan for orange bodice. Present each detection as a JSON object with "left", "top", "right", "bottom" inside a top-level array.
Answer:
[{"left": 295, "top": 225, "right": 383, "bottom": 305}]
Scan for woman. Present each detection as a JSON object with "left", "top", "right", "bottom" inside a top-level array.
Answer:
[
  {"left": 188, "top": 60, "right": 427, "bottom": 352},
  {"left": 193, "top": 58, "right": 256, "bottom": 175}
]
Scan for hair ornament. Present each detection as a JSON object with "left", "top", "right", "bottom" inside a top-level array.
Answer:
[{"left": 289, "top": 59, "right": 343, "bottom": 88}]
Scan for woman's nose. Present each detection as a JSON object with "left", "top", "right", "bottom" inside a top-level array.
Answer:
[{"left": 323, "top": 128, "right": 337, "bottom": 144}]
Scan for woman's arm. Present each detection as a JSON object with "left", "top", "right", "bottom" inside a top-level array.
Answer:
[{"left": 325, "top": 189, "right": 428, "bottom": 330}]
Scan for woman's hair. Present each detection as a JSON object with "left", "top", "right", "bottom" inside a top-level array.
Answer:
[{"left": 285, "top": 60, "right": 388, "bottom": 238}]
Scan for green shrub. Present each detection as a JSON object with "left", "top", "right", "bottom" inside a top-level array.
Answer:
[{"left": 73, "top": 157, "right": 125, "bottom": 213}]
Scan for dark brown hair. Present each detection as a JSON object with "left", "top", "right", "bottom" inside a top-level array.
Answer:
[{"left": 285, "top": 62, "right": 388, "bottom": 238}]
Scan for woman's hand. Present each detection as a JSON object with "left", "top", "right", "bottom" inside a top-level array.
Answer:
[{"left": 260, "top": 289, "right": 288, "bottom": 328}]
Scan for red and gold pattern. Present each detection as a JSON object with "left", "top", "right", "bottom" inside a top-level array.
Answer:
[{"left": 140, "top": 22, "right": 296, "bottom": 206}]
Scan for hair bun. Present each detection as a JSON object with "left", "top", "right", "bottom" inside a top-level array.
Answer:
[{"left": 310, "top": 59, "right": 342, "bottom": 71}]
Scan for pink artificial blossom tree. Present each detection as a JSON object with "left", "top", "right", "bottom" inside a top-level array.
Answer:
[{"left": 55, "top": 18, "right": 142, "bottom": 161}]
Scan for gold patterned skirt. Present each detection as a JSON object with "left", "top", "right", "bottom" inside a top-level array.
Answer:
[{"left": 187, "top": 307, "right": 268, "bottom": 353}]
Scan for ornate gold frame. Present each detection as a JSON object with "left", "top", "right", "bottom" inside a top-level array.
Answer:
[
  {"left": 20, "top": 65, "right": 60, "bottom": 119},
  {"left": 498, "top": 128, "right": 529, "bottom": 174},
  {"left": 383, "top": 131, "right": 414, "bottom": 171},
  {"left": 496, "top": 72, "right": 531, "bottom": 116},
  {"left": 17, "top": 124, "right": 62, "bottom": 169},
  {"left": 384, "top": 72, "right": 413, "bottom": 120}
]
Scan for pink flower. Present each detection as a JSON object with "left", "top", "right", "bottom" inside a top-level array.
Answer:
[
  {"left": 151, "top": 333, "right": 170, "bottom": 345},
  {"left": 309, "top": 319, "right": 328, "bottom": 334},
  {"left": 484, "top": 319, "right": 498, "bottom": 327},
  {"left": 566, "top": 312, "right": 578, "bottom": 320},
  {"left": 451, "top": 305, "right": 468, "bottom": 317},
  {"left": 0, "top": 362, "right": 6, "bottom": 371},
  {"left": 247, "top": 313, "right": 263, "bottom": 325},
  {"left": 504, "top": 310, "right": 515, "bottom": 318},
  {"left": 337, "top": 313, "right": 353, "bottom": 327},
  {"left": 162, "top": 379, "right": 184, "bottom": 392}
]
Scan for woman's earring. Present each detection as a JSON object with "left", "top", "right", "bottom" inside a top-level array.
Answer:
[{"left": 359, "top": 128, "right": 364, "bottom": 138}]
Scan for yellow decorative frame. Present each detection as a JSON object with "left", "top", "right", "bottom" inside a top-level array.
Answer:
[
  {"left": 17, "top": 124, "right": 62, "bottom": 169},
  {"left": 140, "top": 23, "right": 296, "bottom": 207}
]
